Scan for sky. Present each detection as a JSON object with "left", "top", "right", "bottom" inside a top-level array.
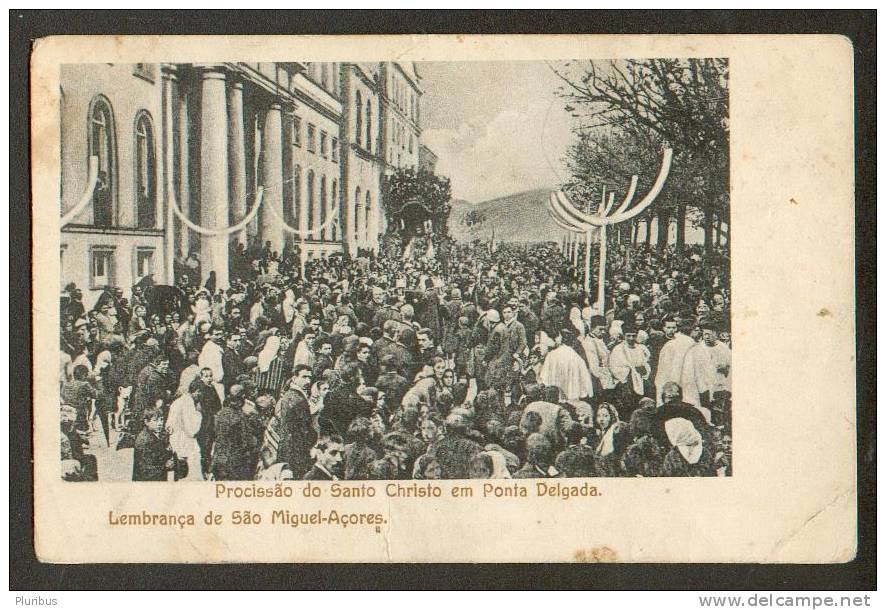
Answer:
[{"left": 418, "top": 61, "right": 576, "bottom": 203}]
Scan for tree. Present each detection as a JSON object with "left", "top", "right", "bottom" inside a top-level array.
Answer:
[
  {"left": 460, "top": 209, "right": 488, "bottom": 236},
  {"left": 553, "top": 58, "right": 729, "bottom": 255},
  {"left": 382, "top": 167, "right": 453, "bottom": 239}
]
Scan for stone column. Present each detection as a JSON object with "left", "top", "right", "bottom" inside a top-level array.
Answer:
[
  {"left": 198, "top": 67, "right": 230, "bottom": 290},
  {"left": 161, "top": 65, "right": 177, "bottom": 284},
  {"left": 228, "top": 78, "right": 248, "bottom": 247},
  {"left": 177, "top": 87, "right": 191, "bottom": 258},
  {"left": 260, "top": 103, "right": 285, "bottom": 255}
]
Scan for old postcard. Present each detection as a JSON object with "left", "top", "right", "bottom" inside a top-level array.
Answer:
[{"left": 31, "top": 34, "right": 855, "bottom": 563}]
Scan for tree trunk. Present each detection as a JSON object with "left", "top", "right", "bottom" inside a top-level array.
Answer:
[
  {"left": 656, "top": 215, "right": 669, "bottom": 250},
  {"left": 703, "top": 207, "right": 714, "bottom": 257},
  {"left": 676, "top": 203, "right": 687, "bottom": 254},
  {"left": 646, "top": 219, "right": 653, "bottom": 246},
  {"left": 715, "top": 215, "right": 723, "bottom": 248}
]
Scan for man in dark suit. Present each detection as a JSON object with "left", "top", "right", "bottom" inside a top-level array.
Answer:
[
  {"left": 376, "top": 323, "right": 413, "bottom": 377},
  {"left": 276, "top": 366, "right": 316, "bottom": 478},
  {"left": 320, "top": 363, "right": 372, "bottom": 436},
  {"left": 132, "top": 407, "right": 173, "bottom": 481},
  {"left": 194, "top": 367, "right": 223, "bottom": 477},
  {"left": 132, "top": 354, "right": 171, "bottom": 425},
  {"left": 302, "top": 434, "right": 345, "bottom": 480},
  {"left": 221, "top": 333, "right": 246, "bottom": 394}
]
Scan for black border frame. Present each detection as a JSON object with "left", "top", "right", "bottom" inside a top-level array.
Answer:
[{"left": 9, "top": 9, "right": 876, "bottom": 591}]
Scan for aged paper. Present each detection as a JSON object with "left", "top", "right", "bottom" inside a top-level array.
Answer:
[{"left": 32, "top": 34, "right": 855, "bottom": 563}]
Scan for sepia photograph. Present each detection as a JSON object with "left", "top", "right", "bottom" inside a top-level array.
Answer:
[
  {"left": 26, "top": 31, "right": 860, "bottom": 567},
  {"left": 57, "top": 57, "right": 731, "bottom": 484}
]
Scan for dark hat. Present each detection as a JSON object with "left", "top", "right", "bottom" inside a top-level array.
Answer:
[
  {"left": 590, "top": 315, "right": 606, "bottom": 327},
  {"left": 699, "top": 317, "right": 720, "bottom": 332},
  {"left": 622, "top": 320, "right": 638, "bottom": 334}
]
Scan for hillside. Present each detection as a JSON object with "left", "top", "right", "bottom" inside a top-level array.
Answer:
[
  {"left": 447, "top": 187, "right": 710, "bottom": 245},
  {"left": 447, "top": 188, "right": 561, "bottom": 243}
]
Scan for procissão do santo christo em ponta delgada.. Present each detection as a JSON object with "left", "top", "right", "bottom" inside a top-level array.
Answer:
[{"left": 213, "top": 481, "right": 600, "bottom": 501}]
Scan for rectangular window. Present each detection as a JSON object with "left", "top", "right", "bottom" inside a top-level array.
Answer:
[
  {"left": 320, "top": 131, "right": 328, "bottom": 158},
  {"left": 135, "top": 247, "right": 154, "bottom": 280},
  {"left": 307, "top": 124, "right": 316, "bottom": 153},
  {"left": 331, "top": 137, "right": 338, "bottom": 162},
  {"left": 90, "top": 247, "right": 115, "bottom": 289},
  {"left": 293, "top": 116, "right": 302, "bottom": 147}
]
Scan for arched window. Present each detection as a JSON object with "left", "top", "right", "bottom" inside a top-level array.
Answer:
[
  {"left": 306, "top": 170, "right": 315, "bottom": 231},
  {"left": 365, "top": 100, "right": 372, "bottom": 153},
  {"left": 331, "top": 179, "right": 338, "bottom": 241},
  {"left": 292, "top": 164, "right": 301, "bottom": 227},
  {"left": 354, "top": 186, "right": 362, "bottom": 243},
  {"left": 365, "top": 191, "right": 372, "bottom": 245},
  {"left": 88, "top": 95, "right": 116, "bottom": 227},
  {"left": 355, "top": 90, "right": 363, "bottom": 148},
  {"left": 134, "top": 111, "right": 157, "bottom": 228},
  {"left": 320, "top": 176, "right": 327, "bottom": 241}
]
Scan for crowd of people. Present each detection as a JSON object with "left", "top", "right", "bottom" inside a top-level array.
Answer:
[{"left": 59, "top": 234, "right": 732, "bottom": 482}]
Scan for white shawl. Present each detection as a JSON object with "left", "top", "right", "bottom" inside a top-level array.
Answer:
[
  {"left": 609, "top": 342, "right": 650, "bottom": 395},
  {"left": 166, "top": 393, "right": 204, "bottom": 481}
]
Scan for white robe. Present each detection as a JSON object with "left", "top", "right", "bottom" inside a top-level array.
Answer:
[
  {"left": 609, "top": 342, "right": 650, "bottom": 395},
  {"left": 291, "top": 313, "right": 307, "bottom": 339},
  {"left": 539, "top": 345, "right": 594, "bottom": 401},
  {"left": 249, "top": 301, "right": 265, "bottom": 325},
  {"left": 282, "top": 289, "right": 296, "bottom": 324},
  {"left": 292, "top": 340, "right": 315, "bottom": 369},
  {"left": 580, "top": 335, "right": 615, "bottom": 390},
  {"left": 198, "top": 340, "right": 225, "bottom": 401},
  {"left": 654, "top": 333, "right": 696, "bottom": 405},
  {"left": 166, "top": 393, "right": 204, "bottom": 481},
  {"left": 681, "top": 342, "right": 731, "bottom": 408},
  {"left": 713, "top": 342, "right": 732, "bottom": 394},
  {"left": 176, "top": 364, "right": 200, "bottom": 398},
  {"left": 192, "top": 297, "right": 212, "bottom": 325}
]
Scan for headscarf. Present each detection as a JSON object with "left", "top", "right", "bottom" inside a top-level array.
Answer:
[
  {"left": 595, "top": 403, "right": 620, "bottom": 457},
  {"left": 665, "top": 417, "right": 703, "bottom": 464},
  {"left": 257, "top": 335, "right": 281, "bottom": 373},
  {"left": 481, "top": 449, "right": 513, "bottom": 479}
]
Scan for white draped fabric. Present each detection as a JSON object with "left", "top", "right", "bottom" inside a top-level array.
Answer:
[
  {"left": 539, "top": 345, "right": 594, "bottom": 401},
  {"left": 166, "top": 393, "right": 204, "bottom": 481},
  {"left": 654, "top": 333, "right": 696, "bottom": 405},
  {"left": 681, "top": 342, "right": 731, "bottom": 407},
  {"left": 609, "top": 342, "right": 650, "bottom": 395}
]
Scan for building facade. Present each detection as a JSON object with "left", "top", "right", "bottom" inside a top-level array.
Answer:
[
  {"left": 379, "top": 62, "right": 422, "bottom": 172},
  {"left": 419, "top": 144, "right": 439, "bottom": 174},
  {"left": 340, "top": 63, "right": 384, "bottom": 254},
  {"left": 60, "top": 63, "right": 167, "bottom": 305},
  {"left": 60, "top": 61, "right": 428, "bottom": 305}
]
